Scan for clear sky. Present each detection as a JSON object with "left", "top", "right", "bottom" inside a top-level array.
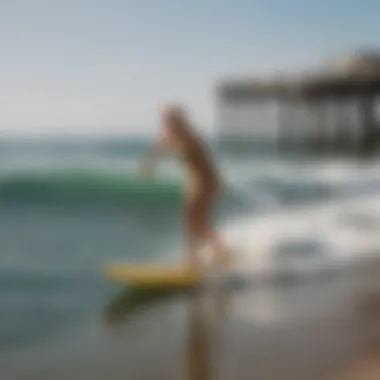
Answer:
[{"left": 0, "top": 0, "right": 379, "bottom": 135}]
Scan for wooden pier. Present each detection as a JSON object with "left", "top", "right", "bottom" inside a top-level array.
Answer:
[{"left": 216, "top": 50, "right": 380, "bottom": 155}]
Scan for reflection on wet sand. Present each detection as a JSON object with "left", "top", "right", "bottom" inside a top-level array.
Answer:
[
  {"left": 104, "top": 286, "right": 195, "bottom": 325},
  {"left": 104, "top": 282, "right": 230, "bottom": 380},
  {"left": 186, "top": 286, "right": 229, "bottom": 380}
]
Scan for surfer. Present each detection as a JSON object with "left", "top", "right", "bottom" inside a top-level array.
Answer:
[{"left": 140, "top": 104, "right": 229, "bottom": 269}]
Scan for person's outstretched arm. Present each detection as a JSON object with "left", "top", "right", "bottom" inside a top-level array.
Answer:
[{"left": 140, "top": 136, "right": 171, "bottom": 176}]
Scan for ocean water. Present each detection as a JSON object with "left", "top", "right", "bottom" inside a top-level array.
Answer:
[{"left": 1, "top": 135, "right": 380, "bottom": 375}]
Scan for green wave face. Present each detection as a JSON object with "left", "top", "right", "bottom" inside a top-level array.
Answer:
[{"left": 0, "top": 169, "right": 184, "bottom": 206}]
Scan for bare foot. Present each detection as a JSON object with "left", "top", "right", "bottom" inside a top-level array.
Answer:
[{"left": 213, "top": 250, "right": 230, "bottom": 269}]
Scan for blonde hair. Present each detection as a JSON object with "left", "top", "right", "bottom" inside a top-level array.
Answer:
[
  {"left": 162, "top": 104, "right": 189, "bottom": 126},
  {"left": 160, "top": 104, "right": 201, "bottom": 143}
]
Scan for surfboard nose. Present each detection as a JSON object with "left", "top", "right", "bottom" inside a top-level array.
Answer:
[{"left": 104, "top": 264, "right": 202, "bottom": 288}]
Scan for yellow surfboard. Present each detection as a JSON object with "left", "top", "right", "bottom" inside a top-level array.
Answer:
[{"left": 105, "top": 264, "right": 202, "bottom": 288}]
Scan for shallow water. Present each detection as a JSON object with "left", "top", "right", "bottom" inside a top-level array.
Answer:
[{"left": 1, "top": 136, "right": 380, "bottom": 378}]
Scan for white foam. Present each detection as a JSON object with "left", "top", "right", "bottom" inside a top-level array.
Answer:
[
  {"left": 214, "top": 194, "right": 380, "bottom": 278},
  {"left": 165, "top": 158, "right": 380, "bottom": 279}
]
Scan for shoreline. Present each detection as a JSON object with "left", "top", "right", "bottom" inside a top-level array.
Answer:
[{"left": 3, "top": 258, "right": 380, "bottom": 380}]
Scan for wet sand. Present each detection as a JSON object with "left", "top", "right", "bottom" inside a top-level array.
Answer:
[
  {"left": 3, "top": 259, "right": 380, "bottom": 380},
  {"left": 329, "top": 350, "right": 380, "bottom": 380}
]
